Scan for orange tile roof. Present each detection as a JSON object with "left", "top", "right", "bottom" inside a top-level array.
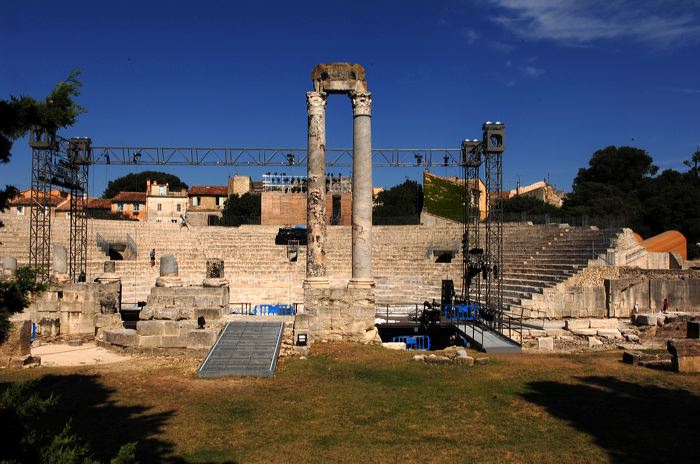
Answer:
[
  {"left": 111, "top": 192, "right": 147, "bottom": 203},
  {"left": 189, "top": 186, "right": 228, "bottom": 196},
  {"left": 87, "top": 198, "right": 112, "bottom": 209}
]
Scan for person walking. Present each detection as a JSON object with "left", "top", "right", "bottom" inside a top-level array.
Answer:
[
  {"left": 662, "top": 298, "right": 669, "bottom": 312},
  {"left": 150, "top": 248, "right": 156, "bottom": 268}
]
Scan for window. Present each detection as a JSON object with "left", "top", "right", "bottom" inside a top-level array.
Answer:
[
  {"left": 159, "top": 186, "right": 166, "bottom": 196},
  {"left": 192, "top": 196, "right": 200, "bottom": 206},
  {"left": 16, "top": 206, "right": 24, "bottom": 215},
  {"left": 133, "top": 203, "right": 140, "bottom": 211},
  {"left": 157, "top": 203, "right": 162, "bottom": 211},
  {"left": 217, "top": 196, "right": 225, "bottom": 206},
  {"left": 171, "top": 219, "right": 177, "bottom": 224},
  {"left": 176, "top": 203, "right": 181, "bottom": 212},
  {"left": 117, "top": 203, "right": 124, "bottom": 212}
]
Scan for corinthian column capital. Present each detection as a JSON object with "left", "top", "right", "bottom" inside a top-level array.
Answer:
[
  {"left": 307, "top": 91, "right": 327, "bottom": 116},
  {"left": 351, "top": 91, "right": 372, "bottom": 116}
]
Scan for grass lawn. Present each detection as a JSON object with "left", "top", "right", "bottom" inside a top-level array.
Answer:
[{"left": 2, "top": 344, "right": 699, "bottom": 463}]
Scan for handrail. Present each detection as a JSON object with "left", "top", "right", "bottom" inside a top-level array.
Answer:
[
  {"left": 95, "top": 232, "right": 109, "bottom": 256},
  {"left": 126, "top": 233, "right": 138, "bottom": 260}
]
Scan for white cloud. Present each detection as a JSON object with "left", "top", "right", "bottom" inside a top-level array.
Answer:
[
  {"left": 487, "top": 0, "right": 700, "bottom": 47},
  {"left": 521, "top": 65, "right": 545, "bottom": 78},
  {"left": 460, "top": 27, "right": 479, "bottom": 45},
  {"left": 664, "top": 87, "right": 700, "bottom": 94}
]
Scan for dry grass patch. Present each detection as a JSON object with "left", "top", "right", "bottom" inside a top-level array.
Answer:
[{"left": 1, "top": 344, "right": 699, "bottom": 463}]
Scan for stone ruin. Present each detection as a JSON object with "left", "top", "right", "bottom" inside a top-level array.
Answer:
[
  {"left": 98, "top": 256, "right": 230, "bottom": 357},
  {"left": 294, "top": 63, "right": 379, "bottom": 346}
]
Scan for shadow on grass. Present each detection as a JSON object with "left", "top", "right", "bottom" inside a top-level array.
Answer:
[
  {"left": 0, "top": 374, "right": 233, "bottom": 463},
  {"left": 522, "top": 376, "right": 700, "bottom": 464}
]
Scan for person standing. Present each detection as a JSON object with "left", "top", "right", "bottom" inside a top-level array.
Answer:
[
  {"left": 662, "top": 298, "right": 669, "bottom": 312},
  {"left": 150, "top": 248, "right": 156, "bottom": 268}
]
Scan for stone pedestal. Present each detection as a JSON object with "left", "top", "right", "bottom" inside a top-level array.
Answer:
[
  {"left": 296, "top": 286, "right": 377, "bottom": 343},
  {"left": 2, "top": 256, "right": 17, "bottom": 277},
  {"left": 52, "top": 244, "right": 69, "bottom": 282},
  {"left": 203, "top": 259, "right": 228, "bottom": 287},
  {"left": 305, "top": 91, "right": 329, "bottom": 287}
]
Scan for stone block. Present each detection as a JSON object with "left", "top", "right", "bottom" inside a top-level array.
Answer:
[
  {"left": 565, "top": 319, "right": 590, "bottom": 330},
  {"left": 529, "top": 329, "right": 547, "bottom": 337},
  {"left": 625, "top": 333, "right": 640, "bottom": 343},
  {"left": 454, "top": 356, "right": 474, "bottom": 366},
  {"left": 474, "top": 357, "right": 489, "bottom": 365},
  {"left": 2, "top": 256, "right": 17, "bottom": 277},
  {"left": 597, "top": 329, "right": 623, "bottom": 340},
  {"left": 382, "top": 342, "right": 406, "bottom": 350},
  {"left": 0, "top": 320, "right": 31, "bottom": 357},
  {"left": 103, "top": 260, "right": 116, "bottom": 273},
  {"left": 95, "top": 314, "right": 122, "bottom": 329},
  {"left": 186, "top": 329, "right": 219, "bottom": 349},
  {"left": 153, "top": 308, "right": 183, "bottom": 320},
  {"left": 571, "top": 328, "right": 598, "bottom": 336},
  {"left": 104, "top": 329, "right": 138, "bottom": 347},
  {"left": 155, "top": 276, "right": 182, "bottom": 287},
  {"left": 160, "top": 335, "right": 188, "bottom": 348},
  {"left": 588, "top": 336, "right": 603, "bottom": 348},
  {"left": 206, "top": 259, "right": 224, "bottom": 279},
  {"left": 412, "top": 354, "right": 426, "bottom": 362},
  {"left": 137, "top": 320, "right": 166, "bottom": 336},
  {"left": 425, "top": 355, "right": 452, "bottom": 365},
  {"left": 635, "top": 314, "right": 659, "bottom": 326},
  {"left": 589, "top": 318, "right": 619, "bottom": 329},
  {"left": 138, "top": 335, "right": 162, "bottom": 348},
  {"left": 53, "top": 244, "right": 68, "bottom": 274},
  {"left": 538, "top": 337, "right": 554, "bottom": 351},
  {"left": 622, "top": 351, "right": 643, "bottom": 365},
  {"left": 667, "top": 339, "right": 700, "bottom": 372},
  {"left": 138, "top": 306, "right": 154, "bottom": 320},
  {"left": 160, "top": 254, "right": 178, "bottom": 277},
  {"left": 545, "top": 328, "right": 567, "bottom": 337}
]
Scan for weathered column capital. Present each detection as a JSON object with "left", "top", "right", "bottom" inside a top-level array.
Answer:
[
  {"left": 351, "top": 91, "right": 372, "bottom": 116},
  {"left": 307, "top": 91, "right": 327, "bottom": 116}
]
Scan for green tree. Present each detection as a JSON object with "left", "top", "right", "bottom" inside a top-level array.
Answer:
[
  {"left": 683, "top": 147, "right": 700, "bottom": 178},
  {"left": 102, "top": 172, "right": 188, "bottom": 199},
  {"left": 0, "top": 267, "right": 47, "bottom": 342},
  {"left": 221, "top": 193, "right": 261, "bottom": 226},
  {"left": 563, "top": 146, "right": 657, "bottom": 220},
  {"left": 0, "top": 380, "right": 137, "bottom": 463},
  {"left": 0, "top": 70, "right": 84, "bottom": 226},
  {"left": 373, "top": 180, "right": 423, "bottom": 224},
  {"left": 498, "top": 195, "right": 561, "bottom": 217}
]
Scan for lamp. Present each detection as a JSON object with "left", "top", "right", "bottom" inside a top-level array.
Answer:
[{"left": 133, "top": 152, "right": 141, "bottom": 164}]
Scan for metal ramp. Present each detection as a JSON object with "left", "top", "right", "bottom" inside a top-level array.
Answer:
[
  {"left": 198, "top": 321, "right": 284, "bottom": 378},
  {"left": 454, "top": 321, "right": 522, "bottom": 353}
]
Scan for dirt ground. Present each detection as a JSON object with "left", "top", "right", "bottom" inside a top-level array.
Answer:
[{"left": 31, "top": 342, "right": 132, "bottom": 367}]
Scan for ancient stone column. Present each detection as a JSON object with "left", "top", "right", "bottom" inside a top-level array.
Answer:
[
  {"left": 203, "top": 258, "right": 228, "bottom": 287},
  {"left": 349, "top": 91, "right": 374, "bottom": 287},
  {"left": 305, "top": 91, "right": 329, "bottom": 287},
  {"left": 160, "top": 254, "right": 178, "bottom": 276},
  {"left": 2, "top": 256, "right": 17, "bottom": 277},
  {"left": 53, "top": 244, "right": 68, "bottom": 274}
]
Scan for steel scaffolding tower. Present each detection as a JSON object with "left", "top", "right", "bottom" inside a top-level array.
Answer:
[
  {"left": 458, "top": 122, "right": 505, "bottom": 325},
  {"left": 28, "top": 129, "right": 91, "bottom": 282},
  {"left": 29, "top": 128, "right": 55, "bottom": 282}
]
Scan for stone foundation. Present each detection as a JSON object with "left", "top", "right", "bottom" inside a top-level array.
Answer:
[{"left": 295, "top": 286, "right": 377, "bottom": 343}]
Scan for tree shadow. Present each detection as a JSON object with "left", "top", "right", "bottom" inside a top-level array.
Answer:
[
  {"left": 522, "top": 376, "right": 700, "bottom": 463},
  {"left": 0, "top": 374, "right": 231, "bottom": 463}
]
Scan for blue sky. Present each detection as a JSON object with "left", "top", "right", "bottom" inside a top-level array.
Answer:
[{"left": 1, "top": 0, "right": 699, "bottom": 198}]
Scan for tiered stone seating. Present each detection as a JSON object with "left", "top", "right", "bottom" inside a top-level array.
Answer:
[{"left": 0, "top": 214, "right": 616, "bottom": 310}]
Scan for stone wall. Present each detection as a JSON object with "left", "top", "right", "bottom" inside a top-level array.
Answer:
[
  {"left": 606, "top": 278, "right": 700, "bottom": 317},
  {"left": 261, "top": 191, "right": 352, "bottom": 226},
  {"left": 29, "top": 281, "right": 122, "bottom": 337}
]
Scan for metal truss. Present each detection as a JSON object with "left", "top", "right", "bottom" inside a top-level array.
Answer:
[
  {"left": 28, "top": 129, "right": 91, "bottom": 282},
  {"left": 29, "top": 130, "right": 54, "bottom": 282},
  {"left": 91, "top": 146, "right": 462, "bottom": 167}
]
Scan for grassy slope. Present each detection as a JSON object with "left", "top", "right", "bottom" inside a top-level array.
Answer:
[
  {"left": 424, "top": 173, "right": 464, "bottom": 223},
  {"left": 2, "top": 344, "right": 699, "bottom": 463}
]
